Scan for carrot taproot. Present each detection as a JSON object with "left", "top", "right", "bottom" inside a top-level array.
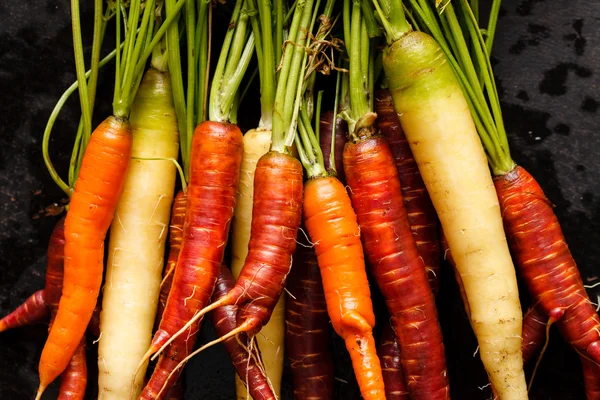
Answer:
[
  {"left": 98, "top": 67, "right": 181, "bottom": 400},
  {"left": 374, "top": 89, "right": 440, "bottom": 294},
  {"left": 156, "top": 190, "right": 187, "bottom": 326},
  {"left": 229, "top": 128, "right": 285, "bottom": 399},
  {"left": 581, "top": 355, "right": 600, "bottom": 400},
  {"left": 319, "top": 111, "right": 348, "bottom": 184},
  {"left": 378, "top": 26, "right": 526, "bottom": 397},
  {"left": 521, "top": 305, "right": 548, "bottom": 364},
  {"left": 0, "top": 216, "right": 65, "bottom": 332},
  {"left": 494, "top": 166, "right": 600, "bottom": 364},
  {"left": 210, "top": 265, "right": 276, "bottom": 400},
  {"left": 344, "top": 133, "right": 449, "bottom": 400},
  {"left": 139, "top": 120, "right": 243, "bottom": 380},
  {"left": 303, "top": 175, "right": 385, "bottom": 400},
  {"left": 378, "top": 322, "right": 409, "bottom": 400},
  {"left": 36, "top": 116, "right": 132, "bottom": 397},
  {"left": 0, "top": 290, "right": 48, "bottom": 333},
  {"left": 285, "top": 232, "right": 334, "bottom": 400},
  {"left": 57, "top": 338, "right": 88, "bottom": 400}
]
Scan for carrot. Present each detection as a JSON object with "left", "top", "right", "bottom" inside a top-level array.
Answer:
[
  {"left": 0, "top": 216, "right": 65, "bottom": 332},
  {"left": 156, "top": 190, "right": 187, "bottom": 326},
  {"left": 0, "top": 290, "right": 48, "bottom": 333},
  {"left": 344, "top": 134, "right": 450, "bottom": 399},
  {"left": 229, "top": 128, "right": 285, "bottom": 398},
  {"left": 57, "top": 338, "right": 88, "bottom": 400},
  {"left": 319, "top": 111, "right": 348, "bottom": 184},
  {"left": 374, "top": 89, "right": 440, "bottom": 294},
  {"left": 139, "top": 120, "right": 243, "bottom": 392},
  {"left": 303, "top": 176, "right": 385, "bottom": 399},
  {"left": 285, "top": 233, "right": 334, "bottom": 400},
  {"left": 98, "top": 66, "right": 181, "bottom": 399},
  {"left": 495, "top": 166, "right": 600, "bottom": 364},
  {"left": 581, "top": 355, "right": 600, "bottom": 400},
  {"left": 374, "top": 4, "right": 527, "bottom": 395},
  {"left": 521, "top": 305, "right": 548, "bottom": 365},
  {"left": 36, "top": 116, "right": 132, "bottom": 397},
  {"left": 210, "top": 266, "right": 276, "bottom": 400},
  {"left": 378, "top": 322, "right": 409, "bottom": 400}
]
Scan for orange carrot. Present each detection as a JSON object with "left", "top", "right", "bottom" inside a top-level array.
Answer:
[
  {"left": 495, "top": 166, "right": 600, "bottom": 364},
  {"left": 378, "top": 322, "right": 408, "bottom": 400},
  {"left": 139, "top": 121, "right": 243, "bottom": 398},
  {"left": 286, "top": 232, "right": 334, "bottom": 400},
  {"left": 303, "top": 175, "right": 385, "bottom": 400},
  {"left": 37, "top": 116, "right": 132, "bottom": 397},
  {"left": 374, "top": 89, "right": 440, "bottom": 294},
  {"left": 344, "top": 135, "right": 449, "bottom": 400}
]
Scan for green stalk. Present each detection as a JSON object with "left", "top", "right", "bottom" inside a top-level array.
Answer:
[
  {"left": 275, "top": 0, "right": 284, "bottom": 65},
  {"left": 70, "top": 0, "right": 92, "bottom": 146},
  {"left": 361, "top": 0, "right": 381, "bottom": 38},
  {"left": 44, "top": 46, "right": 122, "bottom": 195},
  {"left": 196, "top": 0, "right": 210, "bottom": 124},
  {"left": 208, "top": 0, "right": 245, "bottom": 122},
  {"left": 258, "top": 0, "right": 276, "bottom": 128},
  {"left": 485, "top": 0, "right": 501, "bottom": 53},
  {"left": 166, "top": 0, "right": 188, "bottom": 169},
  {"left": 315, "top": 90, "right": 323, "bottom": 142},
  {"left": 349, "top": 1, "right": 369, "bottom": 126},
  {"left": 220, "top": 34, "right": 256, "bottom": 116},
  {"left": 185, "top": 0, "right": 197, "bottom": 152},
  {"left": 272, "top": 0, "right": 315, "bottom": 152},
  {"left": 328, "top": 69, "right": 342, "bottom": 173}
]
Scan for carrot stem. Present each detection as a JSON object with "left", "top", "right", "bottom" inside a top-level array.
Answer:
[{"left": 70, "top": 0, "right": 92, "bottom": 144}]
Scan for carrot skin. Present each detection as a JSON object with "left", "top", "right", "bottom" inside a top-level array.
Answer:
[
  {"left": 153, "top": 121, "right": 242, "bottom": 346},
  {"left": 224, "top": 151, "right": 303, "bottom": 336},
  {"left": 521, "top": 305, "right": 548, "bottom": 364},
  {"left": 57, "top": 338, "right": 88, "bottom": 400},
  {"left": 156, "top": 190, "right": 187, "bottom": 326},
  {"left": 494, "top": 166, "right": 600, "bottom": 363},
  {"left": 374, "top": 89, "right": 440, "bottom": 294},
  {"left": 581, "top": 355, "right": 600, "bottom": 400},
  {"left": 319, "top": 111, "right": 348, "bottom": 184},
  {"left": 303, "top": 176, "right": 385, "bottom": 400},
  {"left": 38, "top": 116, "right": 132, "bottom": 391},
  {"left": 0, "top": 290, "right": 48, "bottom": 332},
  {"left": 210, "top": 266, "right": 276, "bottom": 400},
  {"left": 378, "top": 322, "right": 409, "bottom": 400},
  {"left": 344, "top": 137, "right": 449, "bottom": 400},
  {"left": 286, "top": 235, "right": 334, "bottom": 400}
]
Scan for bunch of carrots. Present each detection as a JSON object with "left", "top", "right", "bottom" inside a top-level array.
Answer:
[{"left": 1, "top": 0, "right": 598, "bottom": 399}]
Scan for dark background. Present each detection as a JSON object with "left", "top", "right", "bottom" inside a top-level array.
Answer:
[{"left": 1, "top": 0, "right": 599, "bottom": 399}]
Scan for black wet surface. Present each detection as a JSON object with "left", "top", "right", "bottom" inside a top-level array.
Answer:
[{"left": 1, "top": 0, "right": 599, "bottom": 399}]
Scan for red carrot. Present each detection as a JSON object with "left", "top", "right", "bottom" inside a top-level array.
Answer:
[
  {"left": 37, "top": 116, "right": 132, "bottom": 397},
  {"left": 138, "top": 121, "right": 243, "bottom": 397},
  {"left": 57, "top": 338, "right": 88, "bottom": 400},
  {"left": 303, "top": 175, "right": 385, "bottom": 400},
  {"left": 495, "top": 166, "right": 600, "bottom": 363},
  {"left": 157, "top": 151, "right": 303, "bottom": 352},
  {"left": 522, "top": 305, "right": 548, "bottom": 364},
  {"left": 344, "top": 134, "right": 449, "bottom": 400},
  {"left": 581, "top": 355, "right": 600, "bottom": 400},
  {"left": 374, "top": 89, "right": 441, "bottom": 294},
  {"left": 156, "top": 190, "right": 187, "bottom": 326},
  {"left": 319, "top": 111, "right": 348, "bottom": 184},
  {"left": 377, "top": 322, "right": 409, "bottom": 400},
  {"left": 0, "top": 290, "right": 48, "bottom": 332},
  {"left": 210, "top": 266, "right": 276, "bottom": 400},
  {"left": 285, "top": 233, "right": 334, "bottom": 400}
]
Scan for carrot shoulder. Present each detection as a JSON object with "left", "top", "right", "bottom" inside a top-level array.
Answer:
[
  {"left": 304, "top": 175, "right": 385, "bottom": 400},
  {"left": 38, "top": 116, "right": 132, "bottom": 395},
  {"left": 344, "top": 136, "right": 449, "bottom": 399}
]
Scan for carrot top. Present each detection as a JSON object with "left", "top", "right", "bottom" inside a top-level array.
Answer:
[{"left": 401, "top": 0, "right": 515, "bottom": 175}]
